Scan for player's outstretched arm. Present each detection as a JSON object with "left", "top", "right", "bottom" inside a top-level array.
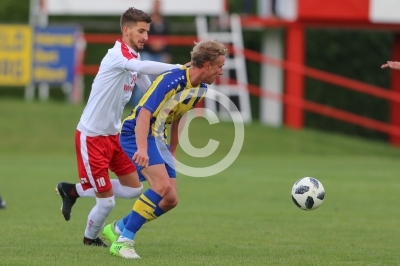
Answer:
[
  {"left": 135, "top": 62, "right": 191, "bottom": 93},
  {"left": 126, "top": 60, "right": 181, "bottom": 76},
  {"left": 135, "top": 74, "right": 152, "bottom": 93},
  {"left": 381, "top": 61, "right": 400, "bottom": 70}
]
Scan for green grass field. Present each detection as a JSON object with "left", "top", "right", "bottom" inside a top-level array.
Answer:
[{"left": 1, "top": 99, "right": 400, "bottom": 266}]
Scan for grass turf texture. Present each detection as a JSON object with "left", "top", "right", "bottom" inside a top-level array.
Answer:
[{"left": 0, "top": 99, "right": 400, "bottom": 266}]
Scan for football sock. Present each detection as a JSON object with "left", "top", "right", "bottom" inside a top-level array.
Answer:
[
  {"left": 76, "top": 183, "right": 93, "bottom": 197},
  {"left": 114, "top": 221, "right": 123, "bottom": 234},
  {"left": 115, "top": 203, "right": 166, "bottom": 233},
  {"left": 111, "top": 180, "right": 143, "bottom": 199},
  {"left": 76, "top": 180, "right": 142, "bottom": 199},
  {"left": 84, "top": 196, "right": 115, "bottom": 239},
  {"left": 116, "top": 216, "right": 128, "bottom": 233},
  {"left": 118, "top": 189, "right": 163, "bottom": 241},
  {"left": 147, "top": 205, "right": 165, "bottom": 222}
]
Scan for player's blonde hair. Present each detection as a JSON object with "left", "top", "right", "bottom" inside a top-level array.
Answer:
[
  {"left": 190, "top": 40, "right": 227, "bottom": 68},
  {"left": 120, "top": 7, "right": 152, "bottom": 32}
]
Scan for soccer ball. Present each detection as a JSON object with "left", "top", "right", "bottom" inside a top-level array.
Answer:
[{"left": 291, "top": 177, "right": 325, "bottom": 210}]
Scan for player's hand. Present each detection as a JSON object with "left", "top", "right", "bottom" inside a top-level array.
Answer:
[
  {"left": 133, "top": 149, "right": 149, "bottom": 168},
  {"left": 183, "top": 61, "right": 191, "bottom": 67},
  {"left": 381, "top": 61, "right": 400, "bottom": 70}
]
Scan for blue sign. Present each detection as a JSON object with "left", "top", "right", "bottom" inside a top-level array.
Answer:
[{"left": 33, "top": 26, "right": 79, "bottom": 84}]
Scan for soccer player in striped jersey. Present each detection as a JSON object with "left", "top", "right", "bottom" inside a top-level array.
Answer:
[
  {"left": 55, "top": 7, "right": 184, "bottom": 247},
  {"left": 103, "top": 40, "right": 227, "bottom": 258}
]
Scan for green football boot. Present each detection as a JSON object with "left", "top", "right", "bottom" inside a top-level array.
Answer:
[
  {"left": 110, "top": 241, "right": 140, "bottom": 259},
  {"left": 103, "top": 221, "right": 120, "bottom": 244}
]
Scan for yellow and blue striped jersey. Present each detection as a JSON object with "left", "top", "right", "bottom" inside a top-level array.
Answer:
[{"left": 121, "top": 67, "right": 207, "bottom": 141}]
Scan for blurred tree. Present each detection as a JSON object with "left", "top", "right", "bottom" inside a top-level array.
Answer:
[{"left": 0, "top": 0, "right": 29, "bottom": 23}]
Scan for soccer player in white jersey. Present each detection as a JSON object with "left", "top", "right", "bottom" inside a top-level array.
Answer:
[
  {"left": 103, "top": 40, "right": 227, "bottom": 258},
  {"left": 55, "top": 7, "right": 183, "bottom": 247}
]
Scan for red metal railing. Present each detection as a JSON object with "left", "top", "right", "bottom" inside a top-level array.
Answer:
[{"left": 81, "top": 33, "right": 400, "bottom": 138}]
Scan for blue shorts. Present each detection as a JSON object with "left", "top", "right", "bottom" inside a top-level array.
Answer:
[{"left": 120, "top": 134, "right": 176, "bottom": 182}]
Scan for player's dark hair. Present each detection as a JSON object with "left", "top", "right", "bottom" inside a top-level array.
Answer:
[
  {"left": 120, "top": 7, "right": 152, "bottom": 32},
  {"left": 191, "top": 40, "right": 227, "bottom": 68}
]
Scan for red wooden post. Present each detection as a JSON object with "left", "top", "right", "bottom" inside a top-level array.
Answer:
[
  {"left": 389, "top": 33, "right": 400, "bottom": 146},
  {"left": 284, "top": 24, "right": 305, "bottom": 129}
]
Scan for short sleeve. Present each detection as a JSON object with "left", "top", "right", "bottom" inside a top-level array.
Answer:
[{"left": 142, "top": 77, "right": 175, "bottom": 114}]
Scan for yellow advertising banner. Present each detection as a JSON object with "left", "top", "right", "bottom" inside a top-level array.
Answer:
[{"left": 0, "top": 25, "right": 32, "bottom": 86}]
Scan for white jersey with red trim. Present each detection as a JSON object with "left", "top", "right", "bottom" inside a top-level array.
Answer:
[{"left": 77, "top": 39, "right": 180, "bottom": 136}]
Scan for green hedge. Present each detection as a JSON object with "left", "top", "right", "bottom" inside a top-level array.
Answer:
[{"left": 305, "top": 29, "right": 393, "bottom": 141}]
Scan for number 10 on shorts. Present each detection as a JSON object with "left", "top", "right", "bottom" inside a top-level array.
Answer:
[{"left": 96, "top": 177, "right": 106, "bottom": 187}]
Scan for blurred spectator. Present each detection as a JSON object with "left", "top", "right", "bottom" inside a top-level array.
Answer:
[
  {"left": 242, "top": 0, "right": 254, "bottom": 16},
  {"left": 130, "top": 0, "right": 171, "bottom": 107},
  {"left": 142, "top": 0, "right": 171, "bottom": 64},
  {"left": 0, "top": 195, "right": 6, "bottom": 209},
  {"left": 257, "top": 0, "right": 274, "bottom": 17},
  {"left": 257, "top": 0, "right": 297, "bottom": 20},
  {"left": 271, "top": 0, "right": 278, "bottom": 17},
  {"left": 381, "top": 61, "right": 400, "bottom": 70}
]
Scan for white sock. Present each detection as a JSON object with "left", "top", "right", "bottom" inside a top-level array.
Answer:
[
  {"left": 117, "top": 236, "right": 133, "bottom": 243},
  {"left": 114, "top": 223, "right": 122, "bottom": 234},
  {"left": 76, "top": 180, "right": 142, "bottom": 198},
  {"left": 84, "top": 196, "right": 115, "bottom": 239},
  {"left": 75, "top": 183, "right": 95, "bottom": 197},
  {"left": 111, "top": 180, "right": 143, "bottom": 199}
]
